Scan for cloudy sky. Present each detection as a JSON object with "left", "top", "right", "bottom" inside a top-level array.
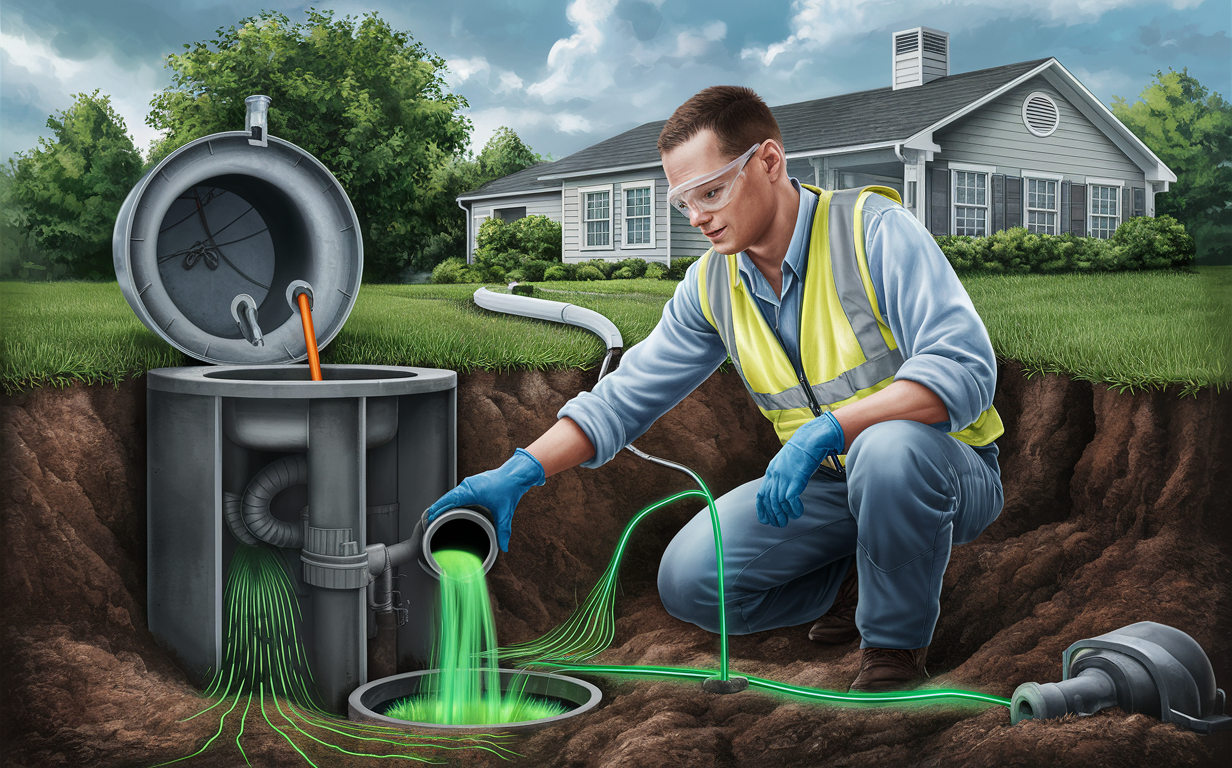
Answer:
[{"left": 1, "top": 0, "right": 1228, "bottom": 162}]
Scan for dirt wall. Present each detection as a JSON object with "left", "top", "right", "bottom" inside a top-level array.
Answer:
[{"left": 1, "top": 364, "right": 1229, "bottom": 767}]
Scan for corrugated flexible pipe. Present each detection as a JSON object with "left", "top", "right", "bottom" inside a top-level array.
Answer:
[{"left": 241, "top": 454, "right": 308, "bottom": 549}]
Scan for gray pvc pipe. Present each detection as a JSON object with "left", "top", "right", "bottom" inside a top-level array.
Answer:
[
  {"left": 241, "top": 454, "right": 308, "bottom": 549},
  {"left": 472, "top": 287, "right": 623, "bottom": 349}
]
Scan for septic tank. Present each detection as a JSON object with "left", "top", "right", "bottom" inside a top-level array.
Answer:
[{"left": 115, "top": 97, "right": 462, "bottom": 713}]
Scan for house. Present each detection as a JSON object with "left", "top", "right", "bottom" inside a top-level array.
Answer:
[{"left": 456, "top": 27, "right": 1176, "bottom": 264}]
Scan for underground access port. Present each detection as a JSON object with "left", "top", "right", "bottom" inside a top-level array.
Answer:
[
  {"left": 423, "top": 509, "right": 497, "bottom": 576},
  {"left": 348, "top": 669, "right": 602, "bottom": 732}
]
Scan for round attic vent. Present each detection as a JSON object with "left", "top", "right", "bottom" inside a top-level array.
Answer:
[{"left": 1022, "top": 92, "right": 1060, "bottom": 137}]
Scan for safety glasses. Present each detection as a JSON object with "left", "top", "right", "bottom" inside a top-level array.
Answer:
[{"left": 667, "top": 142, "right": 761, "bottom": 217}]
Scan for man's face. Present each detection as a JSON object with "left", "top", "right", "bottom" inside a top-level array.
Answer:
[{"left": 662, "top": 129, "right": 778, "bottom": 255}]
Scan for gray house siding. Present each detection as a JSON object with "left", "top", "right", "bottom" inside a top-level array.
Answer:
[
  {"left": 562, "top": 170, "right": 671, "bottom": 263},
  {"left": 469, "top": 191, "right": 561, "bottom": 255},
  {"left": 928, "top": 77, "right": 1146, "bottom": 237},
  {"left": 670, "top": 207, "right": 711, "bottom": 260},
  {"left": 935, "top": 77, "right": 1145, "bottom": 182}
]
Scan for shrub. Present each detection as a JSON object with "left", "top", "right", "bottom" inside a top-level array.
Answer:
[
  {"left": 430, "top": 257, "right": 472, "bottom": 284},
  {"left": 613, "top": 257, "right": 649, "bottom": 278},
  {"left": 1109, "top": 215, "right": 1195, "bottom": 270},
  {"left": 474, "top": 214, "right": 562, "bottom": 263},
  {"left": 579, "top": 258, "right": 615, "bottom": 278},
  {"left": 504, "top": 269, "right": 526, "bottom": 283},
  {"left": 644, "top": 262, "right": 667, "bottom": 280},
  {"left": 520, "top": 259, "right": 554, "bottom": 282},
  {"left": 935, "top": 219, "right": 1195, "bottom": 274},
  {"left": 511, "top": 283, "right": 537, "bottom": 296},
  {"left": 612, "top": 267, "right": 635, "bottom": 279},
  {"left": 543, "top": 264, "right": 569, "bottom": 281},
  {"left": 575, "top": 264, "right": 606, "bottom": 281},
  {"left": 666, "top": 256, "right": 698, "bottom": 280}
]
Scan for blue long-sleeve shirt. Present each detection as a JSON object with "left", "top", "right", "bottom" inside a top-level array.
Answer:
[{"left": 557, "top": 180, "right": 999, "bottom": 469}]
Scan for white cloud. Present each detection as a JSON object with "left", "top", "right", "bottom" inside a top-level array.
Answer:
[
  {"left": 465, "top": 106, "right": 594, "bottom": 153},
  {"left": 740, "top": 0, "right": 1207, "bottom": 68},
  {"left": 0, "top": 27, "right": 166, "bottom": 158}
]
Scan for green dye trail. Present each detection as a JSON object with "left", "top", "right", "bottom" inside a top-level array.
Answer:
[{"left": 384, "top": 549, "right": 567, "bottom": 725}]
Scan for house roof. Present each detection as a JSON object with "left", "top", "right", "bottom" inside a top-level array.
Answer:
[
  {"left": 460, "top": 56, "right": 1173, "bottom": 200},
  {"left": 527, "top": 59, "right": 1049, "bottom": 184},
  {"left": 459, "top": 160, "right": 560, "bottom": 199}
]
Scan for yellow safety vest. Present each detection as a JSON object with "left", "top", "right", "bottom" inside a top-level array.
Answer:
[{"left": 697, "top": 184, "right": 1003, "bottom": 459}]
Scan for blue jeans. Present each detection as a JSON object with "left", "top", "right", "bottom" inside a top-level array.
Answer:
[{"left": 657, "top": 420, "right": 1004, "bottom": 650}]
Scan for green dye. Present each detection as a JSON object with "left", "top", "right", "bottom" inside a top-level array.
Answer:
[
  {"left": 155, "top": 545, "right": 517, "bottom": 767},
  {"left": 383, "top": 549, "right": 567, "bottom": 725}
]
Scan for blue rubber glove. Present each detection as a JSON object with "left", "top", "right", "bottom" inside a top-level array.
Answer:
[
  {"left": 756, "top": 411, "right": 845, "bottom": 527},
  {"left": 424, "top": 447, "right": 546, "bottom": 552}
]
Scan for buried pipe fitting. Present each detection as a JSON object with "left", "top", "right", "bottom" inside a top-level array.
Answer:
[
  {"left": 240, "top": 454, "right": 308, "bottom": 549},
  {"left": 1011, "top": 621, "right": 1231, "bottom": 733}
]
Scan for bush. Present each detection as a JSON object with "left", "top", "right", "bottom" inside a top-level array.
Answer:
[
  {"left": 644, "top": 262, "right": 667, "bottom": 280},
  {"left": 1108, "top": 214, "right": 1195, "bottom": 269},
  {"left": 430, "top": 257, "right": 472, "bottom": 284},
  {"left": 474, "top": 215, "right": 562, "bottom": 263},
  {"left": 520, "top": 259, "right": 554, "bottom": 282},
  {"left": 543, "top": 264, "right": 569, "bottom": 281},
  {"left": 575, "top": 264, "right": 606, "bottom": 281},
  {"left": 935, "top": 219, "right": 1195, "bottom": 275},
  {"left": 613, "top": 258, "right": 649, "bottom": 278},
  {"left": 666, "top": 256, "right": 698, "bottom": 280}
]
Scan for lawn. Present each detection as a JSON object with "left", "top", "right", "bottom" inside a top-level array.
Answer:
[{"left": 2, "top": 269, "right": 1228, "bottom": 395}]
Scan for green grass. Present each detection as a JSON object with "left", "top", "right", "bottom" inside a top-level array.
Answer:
[
  {"left": 963, "top": 267, "right": 1231, "bottom": 395},
  {"left": 2, "top": 269, "right": 1229, "bottom": 395}
]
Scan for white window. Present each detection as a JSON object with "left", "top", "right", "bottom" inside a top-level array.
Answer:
[
  {"left": 580, "top": 184, "right": 613, "bottom": 250},
  {"left": 952, "top": 171, "right": 988, "bottom": 236},
  {"left": 622, "top": 180, "right": 656, "bottom": 248},
  {"left": 1024, "top": 175, "right": 1060, "bottom": 234},
  {"left": 1088, "top": 183, "right": 1121, "bottom": 239}
]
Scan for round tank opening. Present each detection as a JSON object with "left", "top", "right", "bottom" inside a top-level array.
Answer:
[
  {"left": 202, "top": 366, "right": 419, "bottom": 381},
  {"left": 349, "top": 669, "right": 602, "bottom": 732},
  {"left": 156, "top": 175, "right": 310, "bottom": 339}
]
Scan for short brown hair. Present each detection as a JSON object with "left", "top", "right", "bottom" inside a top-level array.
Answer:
[{"left": 657, "top": 86, "right": 782, "bottom": 160}]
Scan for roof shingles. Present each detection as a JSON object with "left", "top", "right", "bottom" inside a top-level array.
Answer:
[{"left": 462, "top": 58, "right": 1051, "bottom": 198}]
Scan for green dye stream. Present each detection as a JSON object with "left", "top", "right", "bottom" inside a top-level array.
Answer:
[
  {"left": 160, "top": 473, "right": 1009, "bottom": 768},
  {"left": 383, "top": 549, "right": 567, "bottom": 725},
  {"left": 155, "top": 545, "right": 517, "bottom": 767}
]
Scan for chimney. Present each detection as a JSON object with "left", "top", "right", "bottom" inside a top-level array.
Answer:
[{"left": 892, "top": 27, "right": 949, "bottom": 90}]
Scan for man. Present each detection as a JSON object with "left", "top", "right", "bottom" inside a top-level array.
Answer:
[{"left": 426, "top": 86, "right": 1005, "bottom": 692}]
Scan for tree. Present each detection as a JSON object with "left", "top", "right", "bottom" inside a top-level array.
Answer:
[
  {"left": 476, "top": 127, "right": 542, "bottom": 181},
  {"left": 5, "top": 91, "right": 143, "bottom": 279},
  {"left": 147, "top": 9, "right": 471, "bottom": 281},
  {"left": 412, "top": 127, "right": 546, "bottom": 276},
  {"left": 1112, "top": 69, "right": 1232, "bottom": 263}
]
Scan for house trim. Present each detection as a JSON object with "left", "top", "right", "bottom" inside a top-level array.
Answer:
[
  {"left": 948, "top": 161, "right": 997, "bottom": 174},
  {"left": 457, "top": 187, "right": 562, "bottom": 202},
  {"left": 620, "top": 179, "right": 657, "bottom": 250},
  {"left": 1084, "top": 176, "right": 1126, "bottom": 188},
  {"left": 539, "top": 161, "right": 663, "bottom": 181},
  {"left": 579, "top": 183, "right": 615, "bottom": 252}
]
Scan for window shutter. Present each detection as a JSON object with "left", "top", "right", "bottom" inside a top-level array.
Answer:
[
  {"left": 1121, "top": 185, "right": 1131, "bottom": 226},
  {"left": 1132, "top": 187, "right": 1145, "bottom": 218},
  {"left": 991, "top": 174, "right": 1006, "bottom": 233},
  {"left": 1004, "top": 176, "right": 1022, "bottom": 229},
  {"left": 1060, "top": 181, "right": 1070, "bottom": 234},
  {"left": 1070, "top": 184, "right": 1086, "bottom": 237},
  {"left": 929, "top": 167, "right": 950, "bottom": 236}
]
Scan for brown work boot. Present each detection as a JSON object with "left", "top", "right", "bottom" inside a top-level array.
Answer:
[
  {"left": 807, "top": 562, "right": 859, "bottom": 644},
  {"left": 848, "top": 647, "right": 929, "bottom": 692}
]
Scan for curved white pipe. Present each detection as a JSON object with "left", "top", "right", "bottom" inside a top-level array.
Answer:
[{"left": 473, "top": 287, "right": 623, "bottom": 349}]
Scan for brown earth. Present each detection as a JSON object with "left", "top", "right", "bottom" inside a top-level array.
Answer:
[{"left": 1, "top": 362, "right": 1230, "bottom": 768}]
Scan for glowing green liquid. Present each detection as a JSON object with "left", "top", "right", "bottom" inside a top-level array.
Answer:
[{"left": 384, "top": 549, "right": 567, "bottom": 725}]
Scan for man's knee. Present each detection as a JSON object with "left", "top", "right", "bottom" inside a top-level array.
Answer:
[
  {"left": 657, "top": 525, "right": 717, "bottom": 627},
  {"left": 847, "top": 420, "right": 949, "bottom": 489}
]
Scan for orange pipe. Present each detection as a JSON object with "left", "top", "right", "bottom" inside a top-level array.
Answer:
[{"left": 296, "top": 292, "right": 323, "bottom": 381}]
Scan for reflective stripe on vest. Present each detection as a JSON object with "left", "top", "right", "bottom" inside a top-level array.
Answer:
[{"left": 697, "top": 183, "right": 1003, "bottom": 448}]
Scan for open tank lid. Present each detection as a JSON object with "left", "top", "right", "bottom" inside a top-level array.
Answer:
[{"left": 112, "top": 101, "right": 362, "bottom": 366}]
